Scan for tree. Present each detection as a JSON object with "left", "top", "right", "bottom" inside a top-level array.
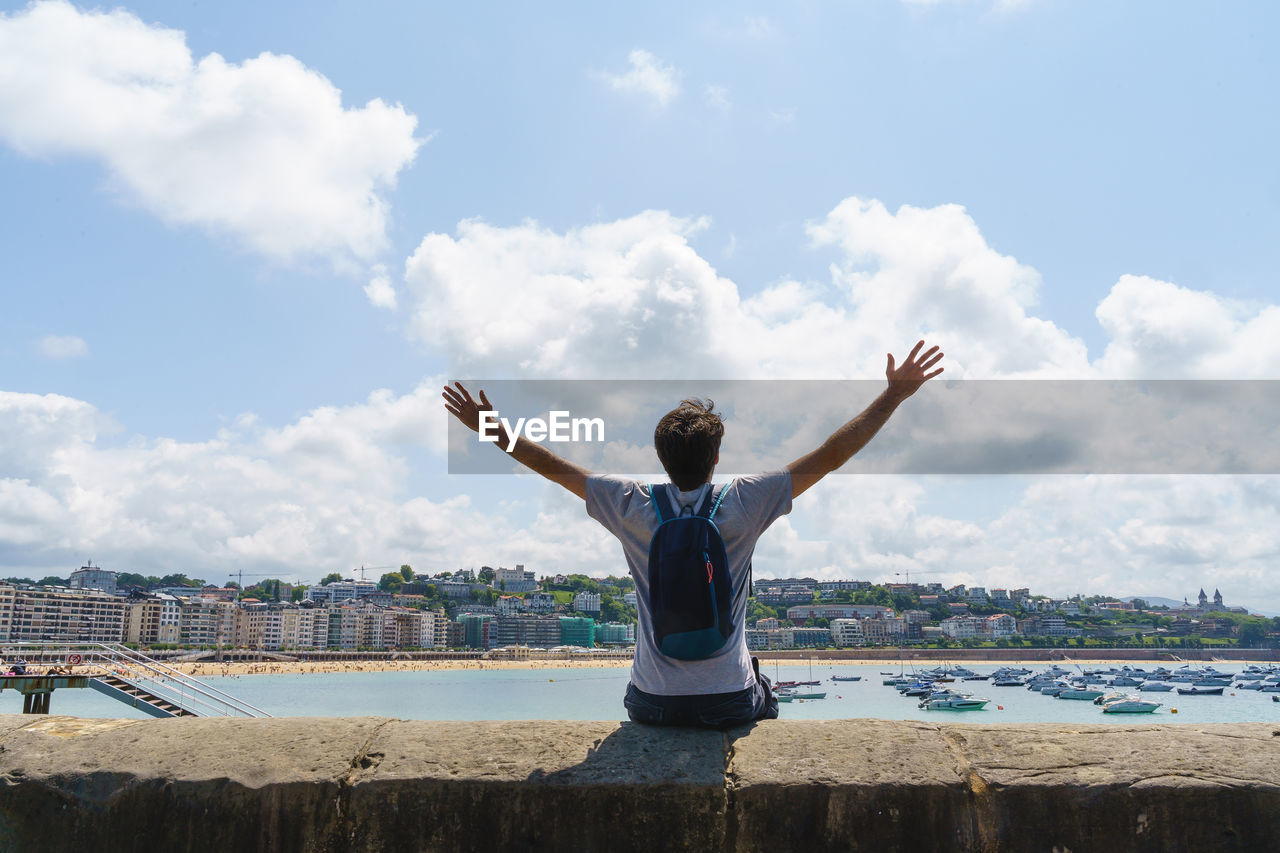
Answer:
[
  {"left": 400, "top": 565, "right": 415, "bottom": 581},
  {"left": 478, "top": 567, "right": 495, "bottom": 584},
  {"left": 37, "top": 576, "right": 67, "bottom": 586},
  {"left": 379, "top": 571, "right": 405, "bottom": 593},
  {"left": 320, "top": 572, "right": 344, "bottom": 586},
  {"left": 1238, "top": 622, "right": 1267, "bottom": 647}
]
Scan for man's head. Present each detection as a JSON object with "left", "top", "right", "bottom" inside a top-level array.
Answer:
[{"left": 654, "top": 398, "right": 724, "bottom": 490}]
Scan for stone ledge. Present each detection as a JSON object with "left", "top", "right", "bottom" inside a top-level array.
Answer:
[{"left": 0, "top": 715, "right": 1276, "bottom": 852}]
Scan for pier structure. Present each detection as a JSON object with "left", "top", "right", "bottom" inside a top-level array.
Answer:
[{"left": 0, "top": 643, "right": 267, "bottom": 718}]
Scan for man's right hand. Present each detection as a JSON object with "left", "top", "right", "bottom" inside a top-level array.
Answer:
[{"left": 442, "top": 382, "right": 494, "bottom": 434}]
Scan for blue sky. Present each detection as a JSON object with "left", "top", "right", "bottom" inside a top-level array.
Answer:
[{"left": 2, "top": 0, "right": 1279, "bottom": 609}]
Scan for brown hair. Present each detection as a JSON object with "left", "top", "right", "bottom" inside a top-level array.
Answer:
[{"left": 654, "top": 398, "right": 724, "bottom": 490}]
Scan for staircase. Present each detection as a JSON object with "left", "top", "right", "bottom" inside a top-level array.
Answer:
[
  {"left": 1, "top": 643, "right": 270, "bottom": 718},
  {"left": 89, "top": 673, "right": 199, "bottom": 718}
]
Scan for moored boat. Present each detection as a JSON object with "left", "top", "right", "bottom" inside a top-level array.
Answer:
[
  {"left": 1176, "top": 685, "right": 1224, "bottom": 696},
  {"left": 1100, "top": 695, "right": 1161, "bottom": 714},
  {"left": 920, "top": 695, "right": 989, "bottom": 711}
]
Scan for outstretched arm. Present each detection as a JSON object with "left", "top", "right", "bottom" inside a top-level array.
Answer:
[
  {"left": 442, "top": 382, "right": 591, "bottom": 500},
  {"left": 786, "top": 341, "right": 944, "bottom": 499}
]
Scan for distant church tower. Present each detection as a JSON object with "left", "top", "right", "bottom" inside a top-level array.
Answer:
[
  {"left": 1213, "top": 588, "right": 1223, "bottom": 608},
  {"left": 1198, "top": 588, "right": 1208, "bottom": 609}
]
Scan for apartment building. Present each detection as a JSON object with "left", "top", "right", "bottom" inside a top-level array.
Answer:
[
  {"left": 572, "top": 591, "right": 601, "bottom": 613},
  {"left": 493, "top": 565, "right": 538, "bottom": 593},
  {"left": 829, "top": 618, "right": 864, "bottom": 646},
  {"left": 126, "top": 593, "right": 182, "bottom": 645},
  {"left": 491, "top": 614, "right": 561, "bottom": 648},
  {"left": 0, "top": 584, "right": 129, "bottom": 643}
]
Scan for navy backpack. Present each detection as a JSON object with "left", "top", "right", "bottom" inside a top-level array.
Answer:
[{"left": 647, "top": 484, "right": 733, "bottom": 660}]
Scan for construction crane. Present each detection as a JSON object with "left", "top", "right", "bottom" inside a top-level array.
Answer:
[
  {"left": 227, "top": 570, "right": 277, "bottom": 588},
  {"left": 892, "top": 570, "right": 946, "bottom": 586},
  {"left": 354, "top": 565, "right": 399, "bottom": 581}
]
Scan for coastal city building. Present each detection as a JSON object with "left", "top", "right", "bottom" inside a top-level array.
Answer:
[
  {"left": 69, "top": 563, "right": 117, "bottom": 595},
  {"left": 572, "top": 591, "right": 601, "bottom": 614},
  {"left": 0, "top": 564, "right": 1266, "bottom": 655},
  {"left": 493, "top": 565, "right": 538, "bottom": 593}
]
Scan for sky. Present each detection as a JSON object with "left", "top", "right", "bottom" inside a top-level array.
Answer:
[{"left": 2, "top": 0, "right": 1279, "bottom": 609}]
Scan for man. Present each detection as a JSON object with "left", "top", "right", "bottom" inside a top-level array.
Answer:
[{"left": 443, "top": 341, "right": 943, "bottom": 727}]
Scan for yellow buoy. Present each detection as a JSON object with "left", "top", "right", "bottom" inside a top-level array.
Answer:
[{"left": 1171, "top": 708, "right": 1177, "bottom": 714}]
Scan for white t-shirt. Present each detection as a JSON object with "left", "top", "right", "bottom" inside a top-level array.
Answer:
[{"left": 585, "top": 470, "right": 793, "bottom": 696}]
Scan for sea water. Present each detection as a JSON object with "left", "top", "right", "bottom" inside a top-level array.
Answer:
[{"left": 4, "top": 663, "right": 1279, "bottom": 724}]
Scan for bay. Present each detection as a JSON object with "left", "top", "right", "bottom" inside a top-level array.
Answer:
[{"left": 4, "top": 663, "right": 1279, "bottom": 725}]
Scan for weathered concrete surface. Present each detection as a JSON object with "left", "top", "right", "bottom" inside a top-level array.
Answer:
[
  {"left": 728, "top": 720, "right": 1280, "bottom": 853},
  {"left": 345, "top": 721, "right": 728, "bottom": 852},
  {"left": 0, "top": 716, "right": 1277, "bottom": 852}
]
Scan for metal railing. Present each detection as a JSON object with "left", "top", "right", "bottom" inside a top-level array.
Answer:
[{"left": 0, "top": 643, "right": 271, "bottom": 718}]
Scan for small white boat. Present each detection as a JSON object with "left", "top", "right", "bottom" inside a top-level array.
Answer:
[
  {"left": 1138, "top": 682, "right": 1174, "bottom": 692},
  {"left": 920, "top": 695, "right": 989, "bottom": 711},
  {"left": 1058, "top": 686, "right": 1105, "bottom": 700},
  {"left": 1101, "top": 696, "right": 1161, "bottom": 714}
]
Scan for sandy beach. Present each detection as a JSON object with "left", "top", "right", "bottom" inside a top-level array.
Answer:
[
  {"left": 141, "top": 655, "right": 1245, "bottom": 678},
  {"left": 160, "top": 658, "right": 635, "bottom": 677}
]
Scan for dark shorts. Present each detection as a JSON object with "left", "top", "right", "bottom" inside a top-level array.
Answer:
[{"left": 623, "top": 658, "right": 779, "bottom": 729}]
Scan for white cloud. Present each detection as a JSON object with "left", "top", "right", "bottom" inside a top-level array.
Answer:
[
  {"left": 37, "top": 334, "right": 88, "bottom": 359},
  {"left": 403, "top": 211, "right": 743, "bottom": 378},
  {"left": 704, "top": 84, "right": 731, "bottom": 113},
  {"left": 1093, "top": 275, "right": 1280, "bottom": 378},
  {"left": 0, "top": 382, "right": 480, "bottom": 578},
  {"left": 597, "top": 49, "right": 681, "bottom": 109},
  {"left": 364, "top": 266, "right": 398, "bottom": 310},
  {"left": 767, "top": 108, "right": 797, "bottom": 125},
  {"left": 0, "top": 0, "right": 422, "bottom": 268},
  {"left": 402, "top": 197, "right": 1092, "bottom": 380}
]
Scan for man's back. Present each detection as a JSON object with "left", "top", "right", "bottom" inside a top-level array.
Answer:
[{"left": 586, "top": 470, "right": 792, "bottom": 696}]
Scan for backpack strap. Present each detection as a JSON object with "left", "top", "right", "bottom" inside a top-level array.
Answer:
[
  {"left": 650, "top": 484, "right": 676, "bottom": 523},
  {"left": 696, "top": 484, "right": 727, "bottom": 517},
  {"left": 697, "top": 484, "right": 727, "bottom": 521}
]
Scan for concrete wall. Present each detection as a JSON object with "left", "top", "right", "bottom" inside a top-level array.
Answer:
[{"left": 0, "top": 715, "right": 1276, "bottom": 852}]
